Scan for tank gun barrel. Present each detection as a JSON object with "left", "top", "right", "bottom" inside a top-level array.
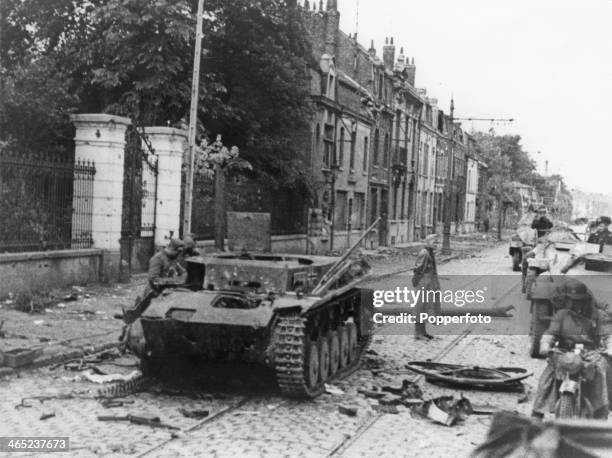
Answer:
[{"left": 312, "top": 217, "right": 381, "bottom": 294}]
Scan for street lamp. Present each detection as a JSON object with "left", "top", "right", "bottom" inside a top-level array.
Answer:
[{"left": 321, "top": 162, "right": 340, "bottom": 252}]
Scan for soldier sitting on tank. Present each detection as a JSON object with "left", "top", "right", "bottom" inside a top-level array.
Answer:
[
  {"left": 532, "top": 278, "right": 612, "bottom": 420},
  {"left": 531, "top": 206, "right": 553, "bottom": 239},
  {"left": 122, "top": 238, "right": 185, "bottom": 324}
]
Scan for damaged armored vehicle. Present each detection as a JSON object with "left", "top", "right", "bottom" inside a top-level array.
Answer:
[{"left": 126, "top": 213, "right": 375, "bottom": 398}]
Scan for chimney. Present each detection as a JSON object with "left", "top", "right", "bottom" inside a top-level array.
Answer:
[
  {"left": 383, "top": 37, "right": 395, "bottom": 71},
  {"left": 368, "top": 40, "right": 376, "bottom": 58},
  {"left": 304, "top": 0, "right": 310, "bottom": 9},
  {"left": 395, "top": 47, "right": 406, "bottom": 71},
  {"left": 405, "top": 56, "right": 416, "bottom": 86},
  {"left": 324, "top": 0, "right": 339, "bottom": 55}
]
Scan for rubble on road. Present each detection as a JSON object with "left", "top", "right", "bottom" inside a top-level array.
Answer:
[
  {"left": 411, "top": 395, "right": 472, "bottom": 427},
  {"left": 405, "top": 361, "right": 532, "bottom": 391},
  {"left": 338, "top": 405, "right": 359, "bottom": 417}
]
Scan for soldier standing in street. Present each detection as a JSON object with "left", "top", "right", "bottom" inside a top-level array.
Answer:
[
  {"left": 531, "top": 206, "right": 553, "bottom": 239},
  {"left": 412, "top": 234, "right": 441, "bottom": 340}
]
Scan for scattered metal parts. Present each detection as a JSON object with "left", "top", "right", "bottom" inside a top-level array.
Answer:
[
  {"left": 178, "top": 408, "right": 210, "bottom": 419},
  {"left": 97, "top": 414, "right": 179, "bottom": 430},
  {"left": 96, "top": 375, "right": 150, "bottom": 399},
  {"left": 372, "top": 404, "right": 399, "bottom": 415},
  {"left": 357, "top": 389, "right": 386, "bottom": 399},
  {"left": 100, "top": 399, "right": 135, "bottom": 408},
  {"left": 405, "top": 361, "right": 532, "bottom": 391},
  {"left": 15, "top": 394, "right": 78, "bottom": 409},
  {"left": 411, "top": 395, "right": 472, "bottom": 427},
  {"left": 337, "top": 405, "right": 358, "bottom": 417},
  {"left": 40, "top": 412, "right": 55, "bottom": 420}
]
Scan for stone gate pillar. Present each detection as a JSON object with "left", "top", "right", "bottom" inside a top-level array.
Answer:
[
  {"left": 70, "top": 114, "right": 131, "bottom": 281},
  {"left": 143, "top": 127, "right": 187, "bottom": 248}
]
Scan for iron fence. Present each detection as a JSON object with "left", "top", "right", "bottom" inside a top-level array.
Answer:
[{"left": 0, "top": 150, "right": 96, "bottom": 253}]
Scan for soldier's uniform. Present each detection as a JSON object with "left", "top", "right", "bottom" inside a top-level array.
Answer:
[
  {"left": 123, "top": 239, "right": 184, "bottom": 324},
  {"left": 532, "top": 280, "right": 612, "bottom": 418},
  {"left": 531, "top": 214, "right": 553, "bottom": 238},
  {"left": 412, "top": 236, "right": 441, "bottom": 339}
]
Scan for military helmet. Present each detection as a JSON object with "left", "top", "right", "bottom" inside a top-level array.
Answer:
[
  {"left": 600, "top": 216, "right": 611, "bottom": 226},
  {"left": 564, "top": 278, "right": 589, "bottom": 300}
]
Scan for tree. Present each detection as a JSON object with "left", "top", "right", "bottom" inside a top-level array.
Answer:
[{"left": 2, "top": 0, "right": 314, "bottom": 192}]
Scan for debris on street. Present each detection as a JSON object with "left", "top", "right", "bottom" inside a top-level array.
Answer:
[
  {"left": 412, "top": 396, "right": 472, "bottom": 427},
  {"left": 325, "top": 384, "right": 345, "bottom": 395},
  {"left": 179, "top": 408, "right": 210, "bottom": 419},
  {"left": 2, "top": 347, "right": 43, "bottom": 367},
  {"left": 338, "top": 405, "right": 358, "bottom": 417},
  {"left": 406, "top": 361, "right": 532, "bottom": 391},
  {"left": 97, "top": 414, "right": 179, "bottom": 430},
  {"left": 40, "top": 411, "right": 55, "bottom": 420}
]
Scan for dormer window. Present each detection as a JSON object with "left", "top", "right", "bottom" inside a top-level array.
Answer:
[{"left": 319, "top": 54, "right": 336, "bottom": 100}]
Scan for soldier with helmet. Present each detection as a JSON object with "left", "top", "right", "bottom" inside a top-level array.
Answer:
[
  {"left": 587, "top": 216, "right": 612, "bottom": 252},
  {"left": 531, "top": 206, "right": 553, "bottom": 239},
  {"left": 532, "top": 278, "right": 612, "bottom": 419}
]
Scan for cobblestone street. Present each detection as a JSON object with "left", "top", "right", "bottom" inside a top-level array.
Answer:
[{"left": 0, "top": 241, "right": 570, "bottom": 457}]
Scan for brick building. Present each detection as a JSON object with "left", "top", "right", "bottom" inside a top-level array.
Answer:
[{"left": 298, "top": 0, "right": 481, "bottom": 250}]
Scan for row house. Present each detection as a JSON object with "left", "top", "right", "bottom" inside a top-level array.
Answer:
[{"left": 299, "top": 0, "right": 483, "bottom": 250}]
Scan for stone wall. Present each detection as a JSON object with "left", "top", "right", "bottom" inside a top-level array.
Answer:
[{"left": 0, "top": 249, "right": 103, "bottom": 297}]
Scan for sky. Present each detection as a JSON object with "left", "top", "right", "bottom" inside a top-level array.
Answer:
[{"left": 331, "top": 0, "right": 612, "bottom": 194}]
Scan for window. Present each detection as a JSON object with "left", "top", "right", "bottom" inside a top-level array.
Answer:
[
  {"left": 353, "top": 193, "right": 365, "bottom": 229},
  {"left": 338, "top": 127, "right": 345, "bottom": 167},
  {"left": 349, "top": 130, "right": 356, "bottom": 170},
  {"left": 335, "top": 191, "right": 348, "bottom": 230},
  {"left": 373, "top": 129, "right": 380, "bottom": 166},
  {"left": 314, "top": 124, "right": 320, "bottom": 158},
  {"left": 323, "top": 124, "right": 334, "bottom": 167},
  {"left": 384, "top": 132, "right": 390, "bottom": 168},
  {"left": 362, "top": 136, "right": 369, "bottom": 171},
  {"left": 378, "top": 73, "right": 384, "bottom": 98}
]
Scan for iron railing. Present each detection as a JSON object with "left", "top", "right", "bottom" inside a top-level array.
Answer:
[{"left": 0, "top": 150, "right": 96, "bottom": 253}]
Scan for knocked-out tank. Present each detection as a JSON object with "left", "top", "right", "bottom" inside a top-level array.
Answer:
[
  {"left": 136, "top": 253, "right": 373, "bottom": 397},
  {"left": 129, "top": 214, "right": 379, "bottom": 398}
]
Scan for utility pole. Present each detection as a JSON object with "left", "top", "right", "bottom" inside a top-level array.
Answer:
[
  {"left": 0, "top": 0, "right": 5, "bottom": 141},
  {"left": 441, "top": 98, "right": 455, "bottom": 255},
  {"left": 183, "top": 0, "right": 205, "bottom": 236}
]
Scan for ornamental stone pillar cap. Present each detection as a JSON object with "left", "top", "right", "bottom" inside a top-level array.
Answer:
[
  {"left": 70, "top": 113, "right": 132, "bottom": 126},
  {"left": 143, "top": 126, "right": 188, "bottom": 138}
]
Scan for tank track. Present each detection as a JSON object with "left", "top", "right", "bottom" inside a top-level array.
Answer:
[{"left": 272, "top": 312, "right": 371, "bottom": 398}]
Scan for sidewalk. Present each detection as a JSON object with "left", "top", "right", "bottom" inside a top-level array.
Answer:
[{"left": 0, "top": 233, "right": 506, "bottom": 374}]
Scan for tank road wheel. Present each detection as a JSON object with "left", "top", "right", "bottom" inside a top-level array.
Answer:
[
  {"left": 306, "top": 341, "right": 320, "bottom": 388},
  {"left": 347, "top": 322, "right": 358, "bottom": 363},
  {"left": 328, "top": 331, "right": 340, "bottom": 376},
  {"left": 272, "top": 313, "right": 324, "bottom": 398},
  {"left": 338, "top": 326, "right": 350, "bottom": 368},
  {"left": 318, "top": 337, "right": 331, "bottom": 382}
]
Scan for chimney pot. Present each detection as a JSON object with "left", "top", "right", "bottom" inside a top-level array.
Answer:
[{"left": 390, "top": 37, "right": 394, "bottom": 45}]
